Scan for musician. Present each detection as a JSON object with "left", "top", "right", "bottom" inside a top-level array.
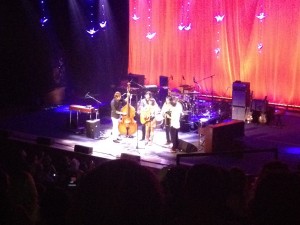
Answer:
[
  {"left": 111, "top": 91, "right": 125, "bottom": 143},
  {"left": 161, "top": 96, "right": 172, "bottom": 145},
  {"left": 138, "top": 91, "right": 154, "bottom": 140},
  {"left": 170, "top": 96, "right": 183, "bottom": 152},
  {"left": 139, "top": 91, "right": 159, "bottom": 145},
  {"left": 144, "top": 98, "right": 160, "bottom": 145}
]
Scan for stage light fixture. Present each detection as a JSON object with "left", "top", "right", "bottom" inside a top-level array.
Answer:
[
  {"left": 178, "top": 0, "right": 191, "bottom": 31},
  {"left": 214, "top": 15, "right": 225, "bottom": 22},
  {"left": 214, "top": 1, "right": 224, "bottom": 58},
  {"left": 86, "top": 28, "right": 99, "bottom": 37},
  {"left": 86, "top": 0, "right": 98, "bottom": 37},
  {"left": 146, "top": 32, "right": 156, "bottom": 40},
  {"left": 39, "top": 0, "right": 48, "bottom": 27},
  {"left": 146, "top": 0, "right": 156, "bottom": 39},
  {"left": 214, "top": 48, "right": 221, "bottom": 55},
  {"left": 99, "top": 21, "right": 107, "bottom": 28},
  {"left": 132, "top": 0, "right": 140, "bottom": 21},
  {"left": 184, "top": 23, "right": 191, "bottom": 31},
  {"left": 132, "top": 14, "right": 140, "bottom": 21},
  {"left": 256, "top": 12, "right": 266, "bottom": 20},
  {"left": 257, "top": 1, "right": 266, "bottom": 52},
  {"left": 99, "top": 1, "right": 107, "bottom": 29},
  {"left": 178, "top": 24, "right": 185, "bottom": 30},
  {"left": 40, "top": 17, "right": 48, "bottom": 26}
]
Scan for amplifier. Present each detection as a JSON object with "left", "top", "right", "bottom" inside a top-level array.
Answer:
[
  {"left": 86, "top": 119, "right": 101, "bottom": 139},
  {"left": 203, "top": 119, "right": 244, "bottom": 152},
  {"left": 232, "top": 81, "right": 250, "bottom": 107}
]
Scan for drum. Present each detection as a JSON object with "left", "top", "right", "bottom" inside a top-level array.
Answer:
[
  {"left": 178, "top": 100, "right": 191, "bottom": 112},
  {"left": 155, "top": 112, "right": 164, "bottom": 126}
]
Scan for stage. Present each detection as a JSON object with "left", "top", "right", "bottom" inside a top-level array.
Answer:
[{"left": 1, "top": 103, "right": 300, "bottom": 175}]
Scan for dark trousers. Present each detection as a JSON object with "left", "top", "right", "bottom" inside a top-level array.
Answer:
[
  {"left": 165, "top": 125, "right": 171, "bottom": 143},
  {"left": 170, "top": 127, "right": 179, "bottom": 150},
  {"left": 141, "top": 124, "right": 145, "bottom": 140}
]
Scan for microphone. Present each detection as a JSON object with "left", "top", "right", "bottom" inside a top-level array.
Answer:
[
  {"left": 193, "top": 76, "right": 197, "bottom": 83},
  {"left": 182, "top": 76, "right": 185, "bottom": 80},
  {"left": 170, "top": 75, "right": 173, "bottom": 80},
  {"left": 85, "top": 92, "right": 90, "bottom": 98}
]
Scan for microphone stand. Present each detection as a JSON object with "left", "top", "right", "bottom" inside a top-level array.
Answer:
[
  {"left": 135, "top": 94, "right": 141, "bottom": 152},
  {"left": 85, "top": 93, "right": 102, "bottom": 120},
  {"left": 200, "top": 75, "right": 215, "bottom": 107},
  {"left": 130, "top": 80, "right": 145, "bottom": 101},
  {"left": 85, "top": 93, "right": 102, "bottom": 104},
  {"left": 193, "top": 77, "right": 201, "bottom": 92},
  {"left": 127, "top": 80, "right": 145, "bottom": 152}
]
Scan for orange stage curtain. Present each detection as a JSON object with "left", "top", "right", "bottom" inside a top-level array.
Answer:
[{"left": 128, "top": 0, "right": 300, "bottom": 106}]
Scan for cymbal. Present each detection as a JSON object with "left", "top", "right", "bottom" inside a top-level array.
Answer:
[
  {"left": 179, "top": 84, "right": 192, "bottom": 89},
  {"left": 170, "top": 92, "right": 182, "bottom": 97},
  {"left": 185, "top": 91, "right": 200, "bottom": 95}
]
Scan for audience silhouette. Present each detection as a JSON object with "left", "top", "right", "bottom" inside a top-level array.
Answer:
[
  {"left": 1, "top": 143, "right": 300, "bottom": 225},
  {"left": 67, "top": 159, "right": 163, "bottom": 225}
]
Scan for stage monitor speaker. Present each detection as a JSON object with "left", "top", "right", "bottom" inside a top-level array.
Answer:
[
  {"left": 86, "top": 119, "right": 101, "bottom": 139},
  {"left": 120, "top": 153, "right": 141, "bottom": 163},
  {"left": 203, "top": 120, "right": 244, "bottom": 153},
  {"left": 178, "top": 139, "right": 198, "bottom": 153},
  {"left": 159, "top": 75, "right": 169, "bottom": 87},
  {"left": 232, "top": 106, "right": 246, "bottom": 121},
  {"left": 74, "top": 145, "right": 93, "bottom": 154},
  {"left": 36, "top": 137, "right": 54, "bottom": 145},
  {"left": 127, "top": 73, "right": 145, "bottom": 87},
  {"left": 232, "top": 81, "right": 250, "bottom": 107}
]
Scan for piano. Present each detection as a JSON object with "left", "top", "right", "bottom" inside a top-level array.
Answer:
[{"left": 69, "top": 105, "right": 98, "bottom": 127}]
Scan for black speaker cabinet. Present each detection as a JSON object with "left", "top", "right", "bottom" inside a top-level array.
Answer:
[
  {"left": 74, "top": 145, "right": 93, "bottom": 154},
  {"left": 203, "top": 120, "right": 244, "bottom": 152},
  {"left": 86, "top": 119, "right": 101, "bottom": 139},
  {"left": 178, "top": 139, "right": 198, "bottom": 153},
  {"left": 232, "top": 106, "right": 246, "bottom": 121},
  {"left": 232, "top": 81, "right": 250, "bottom": 107},
  {"left": 120, "top": 153, "right": 141, "bottom": 163},
  {"left": 159, "top": 75, "right": 169, "bottom": 87}
]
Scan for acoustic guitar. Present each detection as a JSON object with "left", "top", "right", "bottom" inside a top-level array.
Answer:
[
  {"left": 258, "top": 96, "right": 268, "bottom": 124},
  {"left": 245, "top": 91, "right": 253, "bottom": 123},
  {"left": 140, "top": 99, "right": 156, "bottom": 124}
]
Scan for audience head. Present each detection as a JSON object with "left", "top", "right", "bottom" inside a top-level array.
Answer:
[
  {"left": 250, "top": 171, "right": 300, "bottom": 225},
  {"left": 70, "top": 159, "right": 163, "bottom": 225},
  {"left": 180, "top": 164, "right": 230, "bottom": 225}
]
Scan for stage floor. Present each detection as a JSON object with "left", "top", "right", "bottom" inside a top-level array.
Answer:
[{"left": 1, "top": 104, "right": 300, "bottom": 175}]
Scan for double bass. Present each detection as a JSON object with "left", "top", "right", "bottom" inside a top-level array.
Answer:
[{"left": 118, "top": 82, "right": 137, "bottom": 136}]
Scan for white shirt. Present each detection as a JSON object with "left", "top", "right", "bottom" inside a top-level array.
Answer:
[{"left": 170, "top": 102, "right": 183, "bottom": 129}]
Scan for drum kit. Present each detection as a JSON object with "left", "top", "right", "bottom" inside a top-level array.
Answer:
[{"left": 158, "top": 84, "right": 220, "bottom": 130}]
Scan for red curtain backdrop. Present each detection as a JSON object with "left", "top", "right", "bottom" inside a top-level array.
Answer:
[{"left": 128, "top": 0, "right": 300, "bottom": 106}]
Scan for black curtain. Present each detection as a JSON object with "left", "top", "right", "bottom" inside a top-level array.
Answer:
[{"left": 0, "top": 0, "right": 129, "bottom": 110}]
